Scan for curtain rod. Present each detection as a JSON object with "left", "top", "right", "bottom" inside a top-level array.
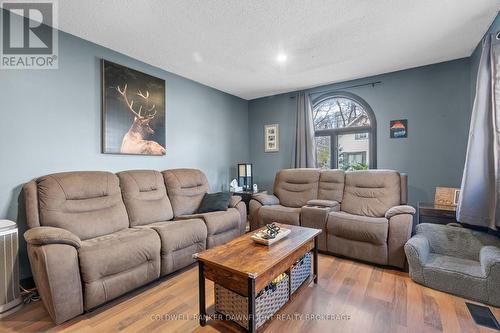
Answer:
[{"left": 308, "top": 81, "right": 382, "bottom": 96}]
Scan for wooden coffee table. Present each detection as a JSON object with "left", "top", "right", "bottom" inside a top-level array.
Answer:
[{"left": 194, "top": 224, "right": 321, "bottom": 332}]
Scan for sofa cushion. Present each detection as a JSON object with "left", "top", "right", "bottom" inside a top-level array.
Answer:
[
  {"left": 274, "top": 169, "right": 320, "bottom": 208},
  {"left": 36, "top": 171, "right": 129, "bottom": 240},
  {"left": 327, "top": 235, "right": 388, "bottom": 266},
  {"left": 327, "top": 211, "right": 388, "bottom": 245},
  {"left": 421, "top": 253, "right": 487, "bottom": 303},
  {"left": 177, "top": 208, "right": 240, "bottom": 236},
  {"left": 78, "top": 228, "right": 160, "bottom": 309},
  {"left": 145, "top": 219, "right": 207, "bottom": 275},
  {"left": 78, "top": 228, "right": 160, "bottom": 283},
  {"left": 341, "top": 170, "right": 401, "bottom": 217},
  {"left": 424, "top": 253, "right": 484, "bottom": 278},
  {"left": 163, "top": 169, "right": 210, "bottom": 216},
  {"left": 118, "top": 170, "right": 174, "bottom": 226},
  {"left": 318, "top": 169, "right": 345, "bottom": 202},
  {"left": 259, "top": 205, "right": 301, "bottom": 226}
]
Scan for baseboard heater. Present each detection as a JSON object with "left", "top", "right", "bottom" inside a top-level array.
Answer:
[{"left": 0, "top": 220, "right": 22, "bottom": 318}]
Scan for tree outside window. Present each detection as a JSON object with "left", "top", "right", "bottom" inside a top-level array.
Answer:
[{"left": 313, "top": 93, "right": 376, "bottom": 170}]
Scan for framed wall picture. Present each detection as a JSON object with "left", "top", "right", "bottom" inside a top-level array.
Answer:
[
  {"left": 265, "top": 124, "right": 279, "bottom": 152},
  {"left": 390, "top": 119, "right": 408, "bottom": 139},
  {"left": 435, "top": 186, "right": 461, "bottom": 206},
  {"left": 453, "top": 189, "right": 461, "bottom": 206},
  {"left": 102, "top": 59, "right": 166, "bottom": 155}
]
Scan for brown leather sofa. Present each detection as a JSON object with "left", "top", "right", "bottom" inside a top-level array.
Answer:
[
  {"left": 249, "top": 168, "right": 415, "bottom": 269},
  {"left": 22, "top": 169, "right": 246, "bottom": 324}
]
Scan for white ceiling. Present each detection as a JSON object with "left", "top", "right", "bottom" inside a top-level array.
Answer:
[{"left": 54, "top": 0, "right": 499, "bottom": 100}]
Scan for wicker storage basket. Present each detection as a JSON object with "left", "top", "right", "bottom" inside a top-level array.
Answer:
[
  {"left": 291, "top": 252, "right": 312, "bottom": 294},
  {"left": 215, "top": 274, "right": 289, "bottom": 329}
]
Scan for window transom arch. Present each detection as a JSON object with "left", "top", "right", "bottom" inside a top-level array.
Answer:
[{"left": 312, "top": 92, "right": 377, "bottom": 170}]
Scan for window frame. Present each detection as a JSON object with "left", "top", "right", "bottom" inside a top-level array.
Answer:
[
  {"left": 354, "top": 132, "right": 368, "bottom": 140},
  {"left": 343, "top": 151, "right": 367, "bottom": 165},
  {"left": 312, "top": 91, "right": 377, "bottom": 169}
]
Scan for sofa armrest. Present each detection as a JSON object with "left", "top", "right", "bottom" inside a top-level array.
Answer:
[
  {"left": 229, "top": 195, "right": 242, "bottom": 208},
  {"left": 24, "top": 226, "right": 81, "bottom": 249},
  {"left": 252, "top": 193, "right": 280, "bottom": 206},
  {"left": 249, "top": 199, "right": 263, "bottom": 231},
  {"left": 405, "top": 234, "right": 430, "bottom": 264},
  {"left": 480, "top": 246, "right": 500, "bottom": 276},
  {"left": 387, "top": 213, "right": 414, "bottom": 269},
  {"left": 404, "top": 234, "right": 430, "bottom": 282},
  {"left": 480, "top": 246, "right": 500, "bottom": 305},
  {"left": 306, "top": 199, "right": 340, "bottom": 209},
  {"left": 385, "top": 205, "right": 416, "bottom": 219},
  {"left": 27, "top": 243, "right": 83, "bottom": 324},
  {"left": 233, "top": 200, "right": 247, "bottom": 235}
]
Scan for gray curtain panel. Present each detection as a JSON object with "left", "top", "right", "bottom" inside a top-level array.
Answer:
[
  {"left": 457, "top": 33, "right": 500, "bottom": 229},
  {"left": 294, "top": 91, "right": 316, "bottom": 168}
]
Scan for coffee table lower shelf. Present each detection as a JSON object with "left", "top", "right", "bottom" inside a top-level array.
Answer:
[{"left": 197, "top": 237, "right": 319, "bottom": 333}]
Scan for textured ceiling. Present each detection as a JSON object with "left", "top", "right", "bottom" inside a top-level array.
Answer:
[{"left": 53, "top": 0, "right": 499, "bottom": 100}]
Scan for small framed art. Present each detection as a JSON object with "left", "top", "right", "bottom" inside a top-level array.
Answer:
[
  {"left": 390, "top": 119, "right": 408, "bottom": 139},
  {"left": 265, "top": 124, "right": 279, "bottom": 152}
]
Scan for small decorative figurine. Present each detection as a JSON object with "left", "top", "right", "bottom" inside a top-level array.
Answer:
[{"left": 261, "top": 223, "right": 280, "bottom": 239}]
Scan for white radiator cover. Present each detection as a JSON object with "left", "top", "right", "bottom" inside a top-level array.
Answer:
[{"left": 0, "top": 220, "right": 22, "bottom": 317}]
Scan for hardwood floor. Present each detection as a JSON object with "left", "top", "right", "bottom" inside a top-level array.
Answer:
[{"left": 2, "top": 254, "right": 500, "bottom": 333}]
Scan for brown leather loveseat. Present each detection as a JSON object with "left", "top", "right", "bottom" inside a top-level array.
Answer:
[
  {"left": 22, "top": 168, "right": 246, "bottom": 324},
  {"left": 249, "top": 168, "right": 414, "bottom": 269}
]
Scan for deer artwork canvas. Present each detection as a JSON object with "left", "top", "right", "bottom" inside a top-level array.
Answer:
[{"left": 102, "top": 60, "right": 166, "bottom": 155}]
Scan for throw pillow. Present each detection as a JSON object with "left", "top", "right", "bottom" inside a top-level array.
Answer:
[{"left": 197, "top": 192, "right": 231, "bottom": 213}]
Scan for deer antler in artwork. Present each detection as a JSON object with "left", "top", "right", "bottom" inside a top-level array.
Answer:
[
  {"left": 116, "top": 84, "right": 158, "bottom": 121},
  {"left": 116, "top": 84, "right": 142, "bottom": 119},
  {"left": 137, "top": 89, "right": 157, "bottom": 119}
]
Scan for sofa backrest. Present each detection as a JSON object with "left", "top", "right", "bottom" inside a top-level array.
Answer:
[
  {"left": 273, "top": 169, "right": 320, "bottom": 208},
  {"left": 162, "top": 168, "right": 209, "bottom": 216},
  {"left": 341, "top": 170, "right": 402, "bottom": 217},
  {"left": 117, "top": 170, "right": 174, "bottom": 227},
  {"left": 318, "top": 169, "right": 345, "bottom": 202},
  {"left": 25, "top": 171, "right": 129, "bottom": 240}
]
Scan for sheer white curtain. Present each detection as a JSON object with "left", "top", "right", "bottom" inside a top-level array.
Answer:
[
  {"left": 294, "top": 92, "right": 316, "bottom": 168},
  {"left": 457, "top": 33, "right": 500, "bottom": 229}
]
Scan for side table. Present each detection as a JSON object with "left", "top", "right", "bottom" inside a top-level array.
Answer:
[
  {"left": 232, "top": 190, "right": 267, "bottom": 212},
  {"left": 418, "top": 202, "right": 457, "bottom": 225}
]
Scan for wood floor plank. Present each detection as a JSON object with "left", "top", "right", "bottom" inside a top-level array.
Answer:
[
  {"left": 423, "top": 291, "right": 443, "bottom": 331},
  {"left": 2, "top": 255, "right": 499, "bottom": 333}
]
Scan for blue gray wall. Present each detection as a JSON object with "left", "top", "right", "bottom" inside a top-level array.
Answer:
[
  {"left": 249, "top": 58, "right": 472, "bottom": 208},
  {"left": 0, "top": 30, "right": 249, "bottom": 279}
]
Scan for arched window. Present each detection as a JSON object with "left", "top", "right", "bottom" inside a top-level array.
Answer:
[{"left": 313, "top": 92, "right": 377, "bottom": 170}]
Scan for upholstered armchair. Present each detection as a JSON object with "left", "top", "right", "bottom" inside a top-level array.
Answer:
[
  {"left": 405, "top": 223, "right": 500, "bottom": 307},
  {"left": 326, "top": 170, "right": 414, "bottom": 269}
]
